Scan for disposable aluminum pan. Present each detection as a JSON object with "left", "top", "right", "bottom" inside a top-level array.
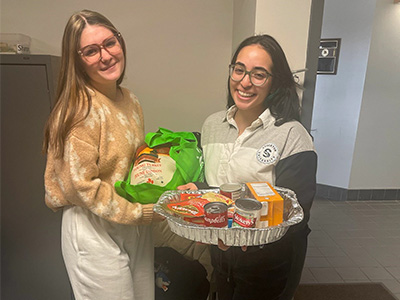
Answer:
[{"left": 153, "top": 187, "right": 303, "bottom": 246}]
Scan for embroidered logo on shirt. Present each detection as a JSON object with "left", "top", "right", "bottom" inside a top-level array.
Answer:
[{"left": 256, "top": 143, "right": 279, "bottom": 165}]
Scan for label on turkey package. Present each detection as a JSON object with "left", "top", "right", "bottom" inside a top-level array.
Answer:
[{"left": 130, "top": 145, "right": 175, "bottom": 186}]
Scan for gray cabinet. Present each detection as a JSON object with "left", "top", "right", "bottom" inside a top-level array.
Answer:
[{"left": 1, "top": 54, "right": 72, "bottom": 300}]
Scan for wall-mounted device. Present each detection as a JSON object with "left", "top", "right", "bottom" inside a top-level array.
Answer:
[{"left": 317, "top": 38, "right": 341, "bottom": 75}]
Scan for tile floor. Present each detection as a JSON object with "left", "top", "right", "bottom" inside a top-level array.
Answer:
[{"left": 301, "top": 197, "right": 400, "bottom": 299}]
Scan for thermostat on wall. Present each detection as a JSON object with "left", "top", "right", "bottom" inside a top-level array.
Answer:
[{"left": 317, "top": 38, "right": 341, "bottom": 75}]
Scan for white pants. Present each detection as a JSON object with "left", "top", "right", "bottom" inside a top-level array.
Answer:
[{"left": 62, "top": 206, "right": 154, "bottom": 300}]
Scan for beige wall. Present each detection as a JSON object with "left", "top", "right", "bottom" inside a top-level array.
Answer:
[
  {"left": 1, "top": 0, "right": 232, "bottom": 133},
  {"left": 232, "top": 0, "right": 256, "bottom": 51},
  {"left": 254, "top": 0, "right": 313, "bottom": 101},
  {"left": 1, "top": 0, "right": 314, "bottom": 133},
  {"left": 255, "top": 0, "right": 312, "bottom": 86},
  {"left": 232, "top": 0, "right": 313, "bottom": 103},
  {"left": 233, "top": 0, "right": 313, "bottom": 72}
]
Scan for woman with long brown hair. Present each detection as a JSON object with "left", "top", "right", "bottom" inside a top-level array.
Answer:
[{"left": 43, "top": 10, "right": 162, "bottom": 300}]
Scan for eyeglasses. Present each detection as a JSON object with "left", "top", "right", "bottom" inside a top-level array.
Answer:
[
  {"left": 229, "top": 63, "right": 272, "bottom": 86},
  {"left": 78, "top": 33, "right": 122, "bottom": 63}
]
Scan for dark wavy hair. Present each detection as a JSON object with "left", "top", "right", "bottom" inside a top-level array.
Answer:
[{"left": 227, "top": 34, "right": 300, "bottom": 126}]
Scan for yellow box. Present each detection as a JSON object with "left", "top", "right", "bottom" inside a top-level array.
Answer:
[{"left": 245, "top": 182, "right": 283, "bottom": 227}]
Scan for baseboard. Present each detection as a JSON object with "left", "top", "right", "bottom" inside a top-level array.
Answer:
[{"left": 316, "top": 184, "right": 400, "bottom": 201}]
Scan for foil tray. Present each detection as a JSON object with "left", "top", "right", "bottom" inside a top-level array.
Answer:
[{"left": 153, "top": 187, "right": 303, "bottom": 246}]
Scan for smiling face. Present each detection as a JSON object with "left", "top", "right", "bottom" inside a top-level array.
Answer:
[
  {"left": 79, "top": 25, "right": 125, "bottom": 90},
  {"left": 229, "top": 44, "right": 273, "bottom": 116}
]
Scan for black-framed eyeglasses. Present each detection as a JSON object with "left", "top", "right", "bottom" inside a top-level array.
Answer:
[
  {"left": 78, "top": 33, "right": 122, "bottom": 63},
  {"left": 229, "top": 63, "right": 272, "bottom": 86}
]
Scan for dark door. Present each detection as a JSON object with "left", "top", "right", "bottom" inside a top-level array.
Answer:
[{"left": 1, "top": 56, "right": 72, "bottom": 300}]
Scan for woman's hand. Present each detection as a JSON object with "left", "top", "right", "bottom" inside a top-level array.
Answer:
[
  {"left": 177, "top": 183, "right": 198, "bottom": 190},
  {"left": 218, "top": 239, "right": 247, "bottom": 252}
]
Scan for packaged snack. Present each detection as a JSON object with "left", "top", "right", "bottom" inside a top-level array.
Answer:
[
  {"left": 199, "top": 192, "right": 234, "bottom": 206},
  {"left": 183, "top": 216, "right": 205, "bottom": 226},
  {"left": 245, "top": 182, "right": 284, "bottom": 227},
  {"left": 163, "top": 198, "right": 209, "bottom": 218},
  {"left": 180, "top": 193, "right": 202, "bottom": 201}
]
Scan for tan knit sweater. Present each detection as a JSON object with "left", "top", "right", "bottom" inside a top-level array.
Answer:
[{"left": 44, "top": 87, "right": 154, "bottom": 225}]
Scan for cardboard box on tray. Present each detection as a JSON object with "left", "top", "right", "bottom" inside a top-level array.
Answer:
[{"left": 245, "top": 182, "right": 283, "bottom": 227}]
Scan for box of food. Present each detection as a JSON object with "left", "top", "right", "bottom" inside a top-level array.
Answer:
[
  {"left": 0, "top": 33, "right": 31, "bottom": 54},
  {"left": 245, "top": 182, "right": 284, "bottom": 227},
  {"left": 154, "top": 187, "right": 303, "bottom": 246}
]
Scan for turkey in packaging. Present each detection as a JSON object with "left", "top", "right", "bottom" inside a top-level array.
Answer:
[{"left": 115, "top": 128, "right": 204, "bottom": 204}]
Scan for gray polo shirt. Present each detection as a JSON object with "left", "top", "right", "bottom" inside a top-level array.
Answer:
[{"left": 201, "top": 106, "right": 315, "bottom": 188}]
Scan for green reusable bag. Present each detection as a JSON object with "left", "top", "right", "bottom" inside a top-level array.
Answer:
[{"left": 115, "top": 128, "right": 204, "bottom": 204}]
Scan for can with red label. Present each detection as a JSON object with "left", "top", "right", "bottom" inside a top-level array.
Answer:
[
  {"left": 220, "top": 183, "right": 243, "bottom": 201},
  {"left": 232, "top": 198, "right": 262, "bottom": 228},
  {"left": 204, "top": 202, "right": 228, "bottom": 227}
]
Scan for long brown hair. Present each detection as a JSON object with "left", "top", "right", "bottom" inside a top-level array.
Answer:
[{"left": 42, "top": 10, "right": 127, "bottom": 157}]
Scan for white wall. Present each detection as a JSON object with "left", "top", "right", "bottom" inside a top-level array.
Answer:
[
  {"left": 311, "top": 0, "right": 377, "bottom": 188},
  {"left": 1, "top": 0, "right": 232, "bottom": 133},
  {"left": 232, "top": 0, "right": 313, "bottom": 102},
  {"left": 255, "top": 0, "right": 313, "bottom": 102},
  {"left": 350, "top": 0, "right": 400, "bottom": 189},
  {"left": 232, "top": 0, "right": 256, "bottom": 52},
  {"left": 254, "top": 0, "right": 312, "bottom": 84},
  {"left": 312, "top": 0, "right": 400, "bottom": 190}
]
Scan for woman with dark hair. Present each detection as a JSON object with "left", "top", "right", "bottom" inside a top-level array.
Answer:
[
  {"left": 226, "top": 35, "right": 301, "bottom": 126},
  {"left": 179, "top": 34, "right": 317, "bottom": 299},
  {"left": 43, "top": 10, "right": 163, "bottom": 300}
]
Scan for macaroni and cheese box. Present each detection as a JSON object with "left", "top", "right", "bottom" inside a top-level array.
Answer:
[{"left": 245, "top": 182, "right": 284, "bottom": 227}]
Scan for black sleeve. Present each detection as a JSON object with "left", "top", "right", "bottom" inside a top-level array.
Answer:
[
  {"left": 194, "top": 181, "right": 212, "bottom": 189},
  {"left": 275, "top": 151, "right": 317, "bottom": 231}
]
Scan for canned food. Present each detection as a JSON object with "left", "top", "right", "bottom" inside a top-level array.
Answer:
[
  {"left": 204, "top": 202, "right": 228, "bottom": 228},
  {"left": 220, "top": 183, "right": 243, "bottom": 201},
  {"left": 233, "top": 198, "right": 262, "bottom": 228}
]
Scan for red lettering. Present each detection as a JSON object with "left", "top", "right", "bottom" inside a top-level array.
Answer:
[
  {"left": 233, "top": 212, "right": 255, "bottom": 228},
  {"left": 204, "top": 213, "right": 227, "bottom": 227}
]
